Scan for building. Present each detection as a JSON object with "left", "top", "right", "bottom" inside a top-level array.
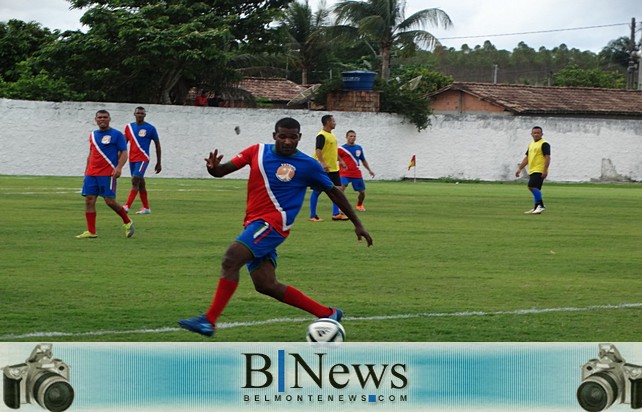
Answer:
[{"left": 430, "top": 82, "right": 642, "bottom": 119}]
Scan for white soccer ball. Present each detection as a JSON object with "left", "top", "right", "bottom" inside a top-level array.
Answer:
[{"left": 306, "top": 318, "right": 346, "bottom": 342}]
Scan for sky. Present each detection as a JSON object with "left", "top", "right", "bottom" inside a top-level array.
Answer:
[{"left": 0, "top": 0, "right": 639, "bottom": 53}]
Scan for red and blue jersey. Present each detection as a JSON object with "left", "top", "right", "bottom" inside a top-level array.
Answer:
[
  {"left": 338, "top": 144, "right": 366, "bottom": 179},
  {"left": 85, "top": 128, "right": 127, "bottom": 177},
  {"left": 124, "top": 122, "right": 159, "bottom": 162},
  {"left": 231, "top": 144, "right": 333, "bottom": 237}
]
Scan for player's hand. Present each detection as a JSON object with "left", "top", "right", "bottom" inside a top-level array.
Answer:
[
  {"left": 155, "top": 163, "right": 162, "bottom": 174},
  {"left": 205, "top": 149, "right": 224, "bottom": 169},
  {"left": 355, "top": 227, "right": 373, "bottom": 247}
]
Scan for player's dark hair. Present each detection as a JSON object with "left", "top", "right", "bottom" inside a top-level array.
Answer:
[
  {"left": 346, "top": 130, "right": 356, "bottom": 136},
  {"left": 275, "top": 117, "right": 300, "bottom": 132},
  {"left": 532, "top": 126, "right": 543, "bottom": 132},
  {"left": 321, "top": 115, "right": 334, "bottom": 125},
  {"left": 135, "top": 106, "right": 145, "bottom": 112},
  {"left": 95, "top": 109, "right": 109, "bottom": 116}
]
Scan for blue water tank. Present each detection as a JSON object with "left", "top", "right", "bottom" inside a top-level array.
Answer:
[{"left": 341, "top": 71, "right": 377, "bottom": 91}]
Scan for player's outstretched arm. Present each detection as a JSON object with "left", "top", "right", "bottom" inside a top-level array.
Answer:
[
  {"left": 325, "top": 186, "right": 373, "bottom": 247},
  {"left": 205, "top": 149, "right": 237, "bottom": 177}
]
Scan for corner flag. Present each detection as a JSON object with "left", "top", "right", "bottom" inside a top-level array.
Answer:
[{"left": 408, "top": 155, "right": 416, "bottom": 171}]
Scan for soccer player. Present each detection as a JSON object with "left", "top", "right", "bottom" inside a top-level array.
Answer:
[
  {"left": 76, "top": 110, "right": 134, "bottom": 238},
  {"left": 122, "top": 107, "right": 162, "bottom": 214},
  {"left": 308, "top": 114, "right": 348, "bottom": 222},
  {"left": 515, "top": 126, "right": 551, "bottom": 214},
  {"left": 178, "top": 117, "right": 373, "bottom": 337},
  {"left": 338, "top": 130, "right": 375, "bottom": 211}
]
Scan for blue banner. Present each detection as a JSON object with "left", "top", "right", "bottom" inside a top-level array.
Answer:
[{"left": 2, "top": 342, "right": 639, "bottom": 411}]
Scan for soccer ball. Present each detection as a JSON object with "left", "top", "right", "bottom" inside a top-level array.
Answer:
[{"left": 306, "top": 318, "right": 346, "bottom": 342}]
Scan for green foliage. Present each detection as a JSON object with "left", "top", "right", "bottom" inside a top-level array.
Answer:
[
  {"left": 377, "top": 77, "right": 431, "bottom": 131},
  {"left": 0, "top": 0, "right": 636, "bottom": 102},
  {"left": 280, "top": 0, "right": 333, "bottom": 84},
  {"left": 0, "top": 61, "right": 85, "bottom": 101},
  {"left": 3, "top": 177, "right": 642, "bottom": 342},
  {"left": 553, "top": 65, "right": 625, "bottom": 88},
  {"left": 420, "top": 40, "right": 628, "bottom": 87},
  {"left": 0, "top": 20, "right": 56, "bottom": 83},
  {"left": 333, "top": 0, "right": 452, "bottom": 79},
  {"left": 15, "top": 0, "right": 294, "bottom": 103},
  {"left": 313, "top": 66, "right": 452, "bottom": 131}
]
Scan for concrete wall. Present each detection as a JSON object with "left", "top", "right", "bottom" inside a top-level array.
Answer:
[{"left": 2, "top": 98, "right": 642, "bottom": 182}]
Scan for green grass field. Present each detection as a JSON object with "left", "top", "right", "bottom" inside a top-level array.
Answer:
[{"left": 1, "top": 175, "right": 642, "bottom": 342}]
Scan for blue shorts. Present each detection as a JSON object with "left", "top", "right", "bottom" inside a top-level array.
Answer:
[
  {"left": 235, "top": 220, "right": 286, "bottom": 273},
  {"left": 129, "top": 161, "right": 150, "bottom": 178},
  {"left": 341, "top": 176, "right": 366, "bottom": 191},
  {"left": 82, "top": 175, "right": 117, "bottom": 198}
]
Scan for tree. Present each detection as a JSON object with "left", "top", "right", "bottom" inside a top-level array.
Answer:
[
  {"left": 599, "top": 36, "right": 632, "bottom": 70},
  {"left": 280, "top": 0, "right": 332, "bottom": 85},
  {"left": 333, "top": 0, "right": 452, "bottom": 80},
  {"left": 0, "top": 20, "right": 56, "bottom": 82},
  {"left": 52, "top": 0, "right": 293, "bottom": 103},
  {"left": 553, "top": 65, "right": 625, "bottom": 88}
]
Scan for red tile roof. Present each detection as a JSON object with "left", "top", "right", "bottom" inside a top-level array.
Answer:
[
  {"left": 238, "top": 77, "right": 308, "bottom": 102},
  {"left": 431, "top": 82, "right": 642, "bottom": 117}
]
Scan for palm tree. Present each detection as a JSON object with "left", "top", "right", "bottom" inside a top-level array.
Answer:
[
  {"left": 282, "top": 0, "right": 332, "bottom": 85},
  {"left": 333, "top": 0, "right": 452, "bottom": 80}
]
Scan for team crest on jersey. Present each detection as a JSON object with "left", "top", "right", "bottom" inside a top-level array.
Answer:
[
  {"left": 356, "top": 149, "right": 362, "bottom": 157},
  {"left": 138, "top": 129, "right": 147, "bottom": 137},
  {"left": 276, "top": 163, "right": 296, "bottom": 182},
  {"left": 101, "top": 136, "right": 111, "bottom": 144}
]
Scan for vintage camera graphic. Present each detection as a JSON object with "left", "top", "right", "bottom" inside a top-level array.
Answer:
[
  {"left": 3, "top": 343, "right": 74, "bottom": 412},
  {"left": 577, "top": 343, "right": 642, "bottom": 411}
]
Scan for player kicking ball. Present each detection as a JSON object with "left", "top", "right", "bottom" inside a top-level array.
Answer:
[{"left": 178, "top": 117, "right": 373, "bottom": 337}]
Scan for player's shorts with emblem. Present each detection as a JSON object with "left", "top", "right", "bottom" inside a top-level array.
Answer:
[
  {"left": 82, "top": 176, "right": 117, "bottom": 198},
  {"left": 236, "top": 220, "right": 286, "bottom": 272}
]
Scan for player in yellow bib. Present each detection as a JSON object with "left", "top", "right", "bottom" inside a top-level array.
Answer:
[
  {"left": 515, "top": 126, "right": 551, "bottom": 214},
  {"left": 308, "top": 115, "right": 348, "bottom": 221}
]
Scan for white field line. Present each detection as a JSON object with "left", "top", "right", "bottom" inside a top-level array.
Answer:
[{"left": 2, "top": 303, "right": 641, "bottom": 340}]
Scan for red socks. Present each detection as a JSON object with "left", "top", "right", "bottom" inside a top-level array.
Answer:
[
  {"left": 125, "top": 189, "right": 150, "bottom": 209},
  {"left": 86, "top": 212, "right": 97, "bottom": 234},
  {"left": 206, "top": 278, "right": 239, "bottom": 325},
  {"left": 125, "top": 189, "right": 138, "bottom": 208},
  {"left": 116, "top": 207, "right": 131, "bottom": 223},
  {"left": 139, "top": 191, "right": 149, "bottom": 209},
  {"left": 283, "top": 286, "right": 332, "bottom": 318}
]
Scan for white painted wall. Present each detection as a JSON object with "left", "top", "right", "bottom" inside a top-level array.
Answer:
[{"left": 2, "top": 98, "right": 642, "bottom": 182}]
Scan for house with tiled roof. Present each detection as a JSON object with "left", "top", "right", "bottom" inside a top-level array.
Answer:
[
  {"left": 430, "top": 82, "right": 642, "bottom": 119},
  {"left": 228, "top": 77, "right": 317, "bottom": 109}
]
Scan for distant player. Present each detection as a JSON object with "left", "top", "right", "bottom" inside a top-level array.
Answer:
[
  {"left": 178, "top": 117, "right": 373, "bottom": 337},
  {"left": 123, "top": 106, "right": 162, "bottom": 214},
  {"left": 515, "top": 126, "right": 551, "bottom": 214},
  {"left": 308, "top": 114, "right": 348, "bottom": 221},
  {"left": 338, "top": 130, "right": 375, "bottom": 211},
  {"left": 76, "top": 110, "right": 134, "bottom": 238}
]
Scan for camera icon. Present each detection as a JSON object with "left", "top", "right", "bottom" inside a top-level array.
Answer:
[
  {"left": 2, "top": 343, "right": 74, "bottom": 412},
  {"left": 577, "top": 343, "right": 642, "bottom": 411}
]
